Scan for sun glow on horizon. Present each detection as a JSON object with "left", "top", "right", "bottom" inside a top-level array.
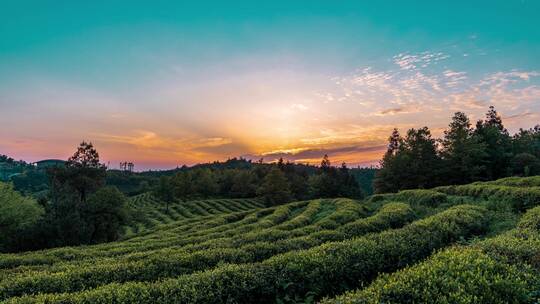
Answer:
[{"left": 1, "top": 2, "right": 539, "bottom": 170}]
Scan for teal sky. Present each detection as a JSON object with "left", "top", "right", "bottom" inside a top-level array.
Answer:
[{"left": 1, "top": 1, "right": 540, "bottom": 169}]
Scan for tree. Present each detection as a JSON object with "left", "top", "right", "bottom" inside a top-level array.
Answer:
[
  {"left": 192, "top": 169, "right": 218, "bottom": 198},
  {"left": 511, "top": 153, "right": 540, "bottom": 176},
  {"left": 172, "top": 171, "right": 193, "bottom": 200},
  {"left": 373, "top": 129, "right": 405, "bottom": 193},
  {"left": 338, "top": 162, "right": 364, "bottom": 199},
  {"left": 320, "top": 154, "right": 331, "bottom": 172},
  {"left": 374, "top": 127, "right": 443, "bottom": 193},
  {"left": 440, "top": 112, "right": 488, "bottom": 184},
  {"left": 0, "top": 182, "right": 44, "bottom": 252},
  {"left": 257, "top": 168, "right": 292, "bottom": 206},
  {"left": 83, "top": 186, "right": 129, "bottom": 243},
  {"left": 230, "top": 170, "right": 257, "bottom": 198},
  {"left": 154, "top": 176, "right": 175, "bottom": 212},
  {"left": 513, "top": 126, "right": 540, "bottom": 158},
  {"left": 387, "top": 128, "right": 401, "bottom": 155},
  {"left": 400, "top": 127, "right": 443, "bottom": 189},
  {"left": 66, "top": 141, "right": 102, "bottom": 169},
  {"left": 474, "top": 106, "right": 512, "bottom": 179},
  {"left": 50, "top": 141, "right": 106, "bottom": 203}
]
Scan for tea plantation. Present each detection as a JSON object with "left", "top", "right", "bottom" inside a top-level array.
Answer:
[{"left": 1, "top": 176, "right": 540, "bottom": 303}]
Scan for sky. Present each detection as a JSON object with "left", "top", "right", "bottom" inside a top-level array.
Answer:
[{"left": 1, "top": 1, "right": 539, "bottom": 170}]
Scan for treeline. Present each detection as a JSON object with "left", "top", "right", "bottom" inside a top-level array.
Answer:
[
  {"left": 6, "top": 156, "right": 376, "bottom": 198},
  {"left": 0, "top": 142, "right": 130, "bottom": 252},
  {"left": 374, "top": 106, "right": 540, "bottom": 193},
  {"left": 1, "top": 143, "right": 364, "bottom": 252},
  {"left": 153, "top": 155, "right": 364, "bottom": 208}
]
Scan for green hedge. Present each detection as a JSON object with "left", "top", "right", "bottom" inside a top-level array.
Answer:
[
  {"left": 435, "top": 184, "right": 540, "bottom": 211},
  {"left": 367, "top": 190, "right": 448, "bottom": 207},
  {"left": 479, "top": 176, "right": 540, "bottom": 187},
  {"left": 0, "top": 202, "right": 411, "bottom": 299},
  {"left": 322, "top": 206, "right": 540, "bottom": 304},
  {"left": 5, "top": 204, "right": 487, "bottom": 304},
  {"left": 394, "top": 189, "right": 448, "bottom": 207},
  {"left": 321, "top": 248, "right": 538, "bottom": 304}
]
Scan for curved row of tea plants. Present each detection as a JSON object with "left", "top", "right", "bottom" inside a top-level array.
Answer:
[
  {"left": 322, "top": 206, "right": 540, "bottom": 304},
  {"left": 3, "top": 204, "right": 488, "bottom": 303},
  {"left": 0, "top": 202, "right": 416, "bottom": 298}
]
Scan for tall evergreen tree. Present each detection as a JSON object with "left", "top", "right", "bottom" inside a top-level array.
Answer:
[
  {"left": 440, "top": 112, "right": 488, "bottom": 184},
  {"left": 473, "top": 106, "right": 512, "bottom": 179},
  {"left": 373, "top": 129, "right": 404, "bottom": 193},
  {"left": 374, "top": 127, "right": 443, "bottom": 193},
  {"left": 400, "top": 127, "right": 443, "bottom": 189}
]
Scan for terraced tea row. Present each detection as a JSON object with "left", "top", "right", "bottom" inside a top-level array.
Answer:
[
  {"left": 0, "top": 202, "right": 416, "bottom": 299},
  {"left": 125, "top": 194, "right": 265, "bottom": 236},
  {"left": 2, "top": 204, "right": 487, "bottom": 303},
  {"left": 2, "top": 176, "right": 540, "bottom": 304},
  {"left": 323, "top": 206, "right": 540, "bottom": 304}
]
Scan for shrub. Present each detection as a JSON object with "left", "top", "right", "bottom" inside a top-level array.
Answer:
[
  {"left": 5, "top": 205, "right": 487, "bottom": 303},
  {"left": 0, "top": 202, "right": 411, "bottom": 299},
  {"left": 321, "top": 248, "right": 538, "bottom": 304},
  {"left": 0, "top": 182, "right": 44, "bottom": 252},
  {"left": 324, "top": 206, "right": 540, "bottom": 304},
  {"left": 517, "top": 206, "right": 540, "bottom": 231},
  {"left": 436, "top": 184, "right": 540, "bottom": 211},
  {"left": 394, "top": 189, "right": 448, "bottom": 207}
]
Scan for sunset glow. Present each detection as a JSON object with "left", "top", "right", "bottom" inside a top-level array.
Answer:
[{"left": 1, "top": 1, "right": 539, "bottom": 169}]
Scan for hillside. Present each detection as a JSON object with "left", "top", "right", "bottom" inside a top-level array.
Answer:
[{"left": 0, "top": 176, "right": 539, "bottom": 303}]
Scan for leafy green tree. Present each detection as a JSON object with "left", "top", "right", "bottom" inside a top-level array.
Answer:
[
  {"left": 230, "top": 170, "right": 257, "bottom": 198},
  {"left": 83, "top": 186, "right": 129, "bottom": 243},
  {"left": 257, "top": 167, "right": 292, "bottom": 206},
  {"left": 49, "top": 141, "right": 106, "bottom": 203},
  {"left": 440, "top": 112, "right": 488, "bottom": 184},
  {"left": 172, "top": 171, "right": 193, "bottom": 200},
  {"left": 400, "top": 127, "right": 443, "bottom": 189},
  {"left": 513, "top": 125, "right": 540, "bottom": 158},
  {"left": 194, "top": 169, "right": 219, "bottom": 197},
  {"left": 511, "top": 153, "right": 540, "bottom": 176},
  {"left": 153, "top": 176, "right": 175, "bottom": 212},
  {"left": 0, "top": 182, "right": 44, "bottom": 252}
]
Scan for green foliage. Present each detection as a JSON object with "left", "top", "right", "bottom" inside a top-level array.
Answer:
[
  {"left": 374, "top": 107, "right": 539, "bottom": 193},
  {"left": 374, "top": 127, "right": 443, "bottom": 193},
  {"left": 394, "top": 189, "right": 448, "bottom": 207},
  {"left": 1, "top": 204, "right": 487, "bottom": 303},
  {"left": 0, "top": 183, "right": 43, "bottom": 252},
  {"left": 322, "top": 248, "right": 538, "bottom": 304},
  {"left": 517, "top": 206, "right": 540, "bottom": 231},
  {"left": 439, "top": 111, "right": 488, "bottom": 184},
  {"left": 0, "top": 200, "right": 415, "bottom": 299},
  {"left": 3, "top": 177, "right": 540, "bottom": 304},
  {"left": 435, "top": 183, "right": 540, "bottom": 211},
  {"left": 323, "top": 205, "right": 540, "bottom": 304},
  {"left": 83, "top": 187, "right": 130, "bottom": 243},
  {"left": 481, "top": 175, "right": 540, "bottom": 187},
  {"left": 257, "top": 168, "right": 293, "bottom": 206}
]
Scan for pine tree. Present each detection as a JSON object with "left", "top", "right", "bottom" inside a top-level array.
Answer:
[
  {"left": 474, "top": 106, "right": 512, "bottom": 179},
  {"left": 440, "top": 112, "right": 487, "bottom": 184}
]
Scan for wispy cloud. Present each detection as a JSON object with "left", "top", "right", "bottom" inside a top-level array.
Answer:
[
  {"left": 323, "top": 51, "right": 540, "bottom": 126},
  {"left": 393, "top": 51, "right": 450, "bottom": 71}
]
